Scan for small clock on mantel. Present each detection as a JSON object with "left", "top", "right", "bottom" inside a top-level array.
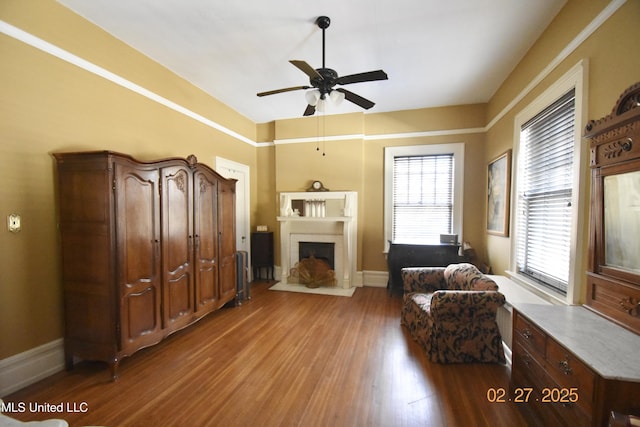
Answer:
[{"left": 307, "top": 180, "right": 329, "bottom": 192}]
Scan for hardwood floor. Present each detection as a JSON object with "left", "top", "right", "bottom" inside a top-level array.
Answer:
[{"left": 4, "top": 282, "right": 533, "bottom": 426}]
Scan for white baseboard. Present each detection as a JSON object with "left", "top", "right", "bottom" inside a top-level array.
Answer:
[
  {"left": 362, "top": 270, "right": 389, "bottom": 288},
  {"left": 0, "top": 339, "right": 65, "bottom": 398}
]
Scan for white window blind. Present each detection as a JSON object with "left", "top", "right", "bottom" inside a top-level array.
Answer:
[
  {"left": 516, "top": 89, "right": 575, "bottom": 294},
  {"left": 393, "top": 154, "right": 454, "bottom": 244}
]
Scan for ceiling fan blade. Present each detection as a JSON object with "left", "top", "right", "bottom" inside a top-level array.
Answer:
[
  {"left": 335, "top": 88, "right": 375, "bottom": 110},
  {"left": 336, "top": 70, "right": 388, "bottom": 85},
  {"left": 290, "top": 60, "right": 323, "bottom": 80},
  {"left": 303, "top": 104, "right": 316, "bottom": 116},
  {"left": 257, "top": 86, "right": 310, "bottom": 97}
]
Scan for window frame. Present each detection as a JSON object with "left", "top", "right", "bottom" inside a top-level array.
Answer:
[
  {"left": 384, "top": 143, "right": 465, "bottom": 251},
  {"left": 509, "top": 61, "right": 588, "bottom": 304}
]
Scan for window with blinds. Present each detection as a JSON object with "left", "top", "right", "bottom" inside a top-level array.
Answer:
[
  {"left": 392, "top": 154, "right": 454, "bottom": 244},
  {"left": 515, "top": 89, "right": 576, "bottom": 294}
]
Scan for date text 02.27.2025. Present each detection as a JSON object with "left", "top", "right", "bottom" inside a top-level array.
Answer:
[{"left": 486, "top": 387, "right": 579, "bottom": 403}]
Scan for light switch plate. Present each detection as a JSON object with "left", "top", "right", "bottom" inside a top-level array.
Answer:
[{"left": 8, "top": 214, "right": 21, "bottom": 232}]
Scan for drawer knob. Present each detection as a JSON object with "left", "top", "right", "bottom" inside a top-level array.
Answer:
[
  {"left": 522, "top": 329, "right": 533, "bottom": 339},
  {"left": 559, "top": 357, "right": 573, "bottom": 375}
]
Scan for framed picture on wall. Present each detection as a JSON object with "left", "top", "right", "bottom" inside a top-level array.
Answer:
[{"left": 487, "top": 149, "right": 511, "bottom": 236}]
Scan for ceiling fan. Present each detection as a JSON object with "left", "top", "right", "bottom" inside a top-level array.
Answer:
[{"left": 257, "top": 16, "right": 388, "bottom": 116}]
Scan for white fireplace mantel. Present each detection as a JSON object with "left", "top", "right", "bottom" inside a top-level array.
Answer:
[{"left": 277, "top": 191, "right": 358, "bottom": 288}]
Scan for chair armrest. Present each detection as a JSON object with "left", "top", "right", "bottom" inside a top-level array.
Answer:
[
  {"left": 430, "top": 290, "right": 506, "bottom": 322},
  {"left": 401, "top": 267, "right": 446, "bottom": 294}
]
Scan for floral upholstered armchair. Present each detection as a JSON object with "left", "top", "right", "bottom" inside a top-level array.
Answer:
[{"left": 401, "top": 263, "right": 506, "bottom": 364}]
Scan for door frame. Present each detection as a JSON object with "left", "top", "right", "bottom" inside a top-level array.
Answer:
[{"left": 215, "top": 157, "right": 251, "bottom": 278}]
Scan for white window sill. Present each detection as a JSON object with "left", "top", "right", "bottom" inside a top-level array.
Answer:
[{"left": 494, "top": 273, "right": 567, "bottom": 310}]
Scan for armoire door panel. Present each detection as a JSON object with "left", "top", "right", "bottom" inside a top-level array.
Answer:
[
  {"left": 125, "top": 286, "right": 159, "bottom": 342},
  {"left": 196, "top": 266, "right": 217, "bottom": 306},
  {"left": 161, "top": 166, "right": 194, "bottom": 330},
  {"left": 218, "top": 256, "right": 236, "bottom": 302},
  {"left": 115, "top": 163, "right": 162, "bottom": 352},
  {"left": 217, "top": 182, "right": 237, "bottom": 303},
  {"left": 167, "top": 274, "right": 193, "bottom": 322},
  {"left": 118, "top": 169, "right": 160, "bottom": 286},
  {"left": 194, "top": 170, "right": 219, "bottom": 312}
]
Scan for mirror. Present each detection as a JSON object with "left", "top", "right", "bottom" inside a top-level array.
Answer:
[{"left": 604, "top": 170, "right": 640, "bottom": 273}]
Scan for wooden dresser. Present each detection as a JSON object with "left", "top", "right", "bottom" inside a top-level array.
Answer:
[
  {"left": 54, "top": 151, "right": 237, "bottom": 379},
  {"left": 512, "top": 304, "right": 640, "bottom": 426}
]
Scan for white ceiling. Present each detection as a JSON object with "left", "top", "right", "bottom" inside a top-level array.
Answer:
[{"left": 57, "top": 0, "right": 566, "bottom": 124}]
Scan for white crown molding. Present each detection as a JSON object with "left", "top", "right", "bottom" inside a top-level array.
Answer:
[
  {"left": 365, "top": 127, "right": 486, "bottom": 141},
  {"left": 0, "top": 20, "right": 257, "bottom": 147},
  {"left": 2, "top": 0, "right": 626, "bottom": 147},
  {"left": 274, "top": 134, "right": 364, "bottom": 145}
]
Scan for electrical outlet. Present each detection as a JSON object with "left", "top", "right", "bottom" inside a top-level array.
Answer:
[{"left": 8, "top": 214, "right": 21, "bottom": 232}]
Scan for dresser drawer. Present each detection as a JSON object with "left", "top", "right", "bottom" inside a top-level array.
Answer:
[
  {"left": 512, "top": 342, "right": 547, "bottom": 390},
  {"left": 514, "top": 312, "right": 546, "bottom": 357},
  {"left": 545, "top": 337, "right": 596, "bottom": 413},
  {"left": 551, "top": 397, "right": 591, "bottom": 427},
  {"left": 513, "top": 342, "right": 591, "bottom": 426}
]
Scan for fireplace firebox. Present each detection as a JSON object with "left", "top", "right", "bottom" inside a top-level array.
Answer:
[{"left": 299, "top": 242, "right": 335, "bottom": 269}]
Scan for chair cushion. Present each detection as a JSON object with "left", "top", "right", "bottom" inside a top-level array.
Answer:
[{"left": 444, "top": 263, "right": 498, "bottom": 291}]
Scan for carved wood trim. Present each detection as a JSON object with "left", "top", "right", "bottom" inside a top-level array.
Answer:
[
  {"left": 585, "top": 82, "right": 640, "bottom": 136},
  {"left": 619, "top": 296, "right": 640, "bottom": 317}
]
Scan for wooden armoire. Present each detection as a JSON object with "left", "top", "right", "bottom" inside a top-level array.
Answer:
[{"left": 54, "top": 151, "right": 237, "bottom": 379}]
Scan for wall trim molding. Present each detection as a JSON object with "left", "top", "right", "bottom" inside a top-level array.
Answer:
[
  {"left": 1, "top": 0, "right": 626, "bottom": 147},
  {"left": 0, "top": 20, "right": 256, "bottom": 148},
  {"left": 365, "top": 127, "right": 486, "bottom": 141},
  {"left": 0, "top": 339, "right": 65, "bottom": 397},
  {"left": 274, "top": 134, "right": 365, "bottom": 145}
]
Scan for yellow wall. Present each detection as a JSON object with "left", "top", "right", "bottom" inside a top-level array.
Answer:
[{"left": 1, "top": 0, "right": 638, "bottom": 363}]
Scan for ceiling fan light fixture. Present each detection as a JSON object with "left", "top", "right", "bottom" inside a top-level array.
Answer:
[
  {"left": 305, "top": 89, "right": 321, "bottom": 106},
  {"left": 330, "top": 90, "right": 345, "bottom": 106}
]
